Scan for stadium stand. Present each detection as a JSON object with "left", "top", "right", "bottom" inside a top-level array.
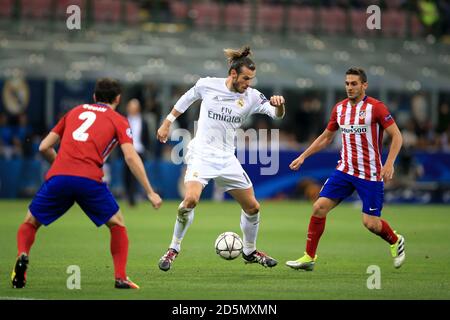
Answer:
[{"left": 0, "top": 0, "right": 449, "bottom": 202}]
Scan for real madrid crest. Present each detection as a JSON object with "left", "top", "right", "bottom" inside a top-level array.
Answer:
[
  {"left": 237, "top": 98, "right": 244, "bottom": 108},
  {"left": 2, "top": 78, "right": 30, "bottom": 115}
]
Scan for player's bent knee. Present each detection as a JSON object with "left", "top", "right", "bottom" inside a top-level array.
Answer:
[
  {"left": 244, "top": 201, "right": 260, "bottom": 215},
  {"left": 107, "top": 220, "right": 125, "bottom": 228},
  {"left": 363, "top": 220, "right": 379, "bottom": 233},
  {"left": 312, "top": 201, "right": 329, "bottom": 217},
  {"left": 183, "top": 195, "right": 199, "bottom": 209},
  {"left": 24, "top": 212, "right": 41, "bottom": 228},
  {"left": 106, "top": 211, "right": 125, "bottom": 228}
]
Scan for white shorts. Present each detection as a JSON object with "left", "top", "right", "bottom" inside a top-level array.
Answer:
[{"left": 184, "top": 151, "right": 253, "bottom": 192}]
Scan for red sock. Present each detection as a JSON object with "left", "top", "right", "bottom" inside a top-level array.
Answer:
[
  {"left": 377, "top": 220, "right": 398, "bottom": 245},
  {"left": 17, "top": 222, "right": 37, "bottom": 256},
  {"left": 305, "top": 216, "right": 326, "bottom": 258},
  {"left": 110, "top": 225, "right": 129, "bottom": 280}
]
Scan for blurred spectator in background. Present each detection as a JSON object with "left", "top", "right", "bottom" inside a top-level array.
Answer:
[
  {"left": 411, "top": 92, "right": 428, "bottom": 126},
  {"left": 401, "top": 119, "right": 419, "bottom": 151},
  {"left": 437, "top": 102, "right": 450, "bottom": 151},
  {"left": 416, "top": 0, "right": 441, "bottom": 38},
  {"left": 410, "top": 92, "right": 434, "bottom": 149},
  {"left": 14, "top": 113, "right": 42, "bottom": 197},
  {"left": 290, "top": 95, "right": 324, "bottom": 144},
  {"left": 139, "top": 0, "right": 171, "bottom": 23},
  {"left": 437, "top": 102, "right": 450, "bottom": 134},
  {"left": 0, "top": 112, "right": 14, "bottom": 159},
  {"left": 438, "top": 124, "right": 450, "bottom": 151},
  {"left": 387, "top": 118, "right": 424, "bottom": 190},
  {"left": 123, "top": 98, "right": 151, "bottom": 206},
  {"left": 387, "top": 147, "right": 424, "bottom": 189},
  {"left": 142, "top": 82, "right": 162, "bottom": 159},
  {"left": 438, "top": 0, "right": 450, "bottom": 37},
  {"left": 12, "top": 113, "right": 33, "bottom": 159}
]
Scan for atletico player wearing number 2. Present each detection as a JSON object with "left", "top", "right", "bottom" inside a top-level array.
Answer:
[
  {"left": 286, "top": 68, "right": 405, "bottom": 271},
  {"left": 11, "top": 78, "right": 162, "bottom": 289}
]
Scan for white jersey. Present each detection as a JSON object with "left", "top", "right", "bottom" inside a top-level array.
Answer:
[{"left": 174, "top": 77, "right": 282, "bottom": 161}]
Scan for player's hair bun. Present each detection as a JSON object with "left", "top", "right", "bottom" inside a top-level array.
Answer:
[{"left": 224, "top": 46, "right": 252, "bottom": 65}]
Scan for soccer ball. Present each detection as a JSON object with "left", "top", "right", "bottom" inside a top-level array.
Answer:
[{"left": 214, "top": 232, "right": 243, "bottom": 260}]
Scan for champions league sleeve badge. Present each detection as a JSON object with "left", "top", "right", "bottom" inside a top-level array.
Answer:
[
  {"left": 259, "top": 93, "right": 269, "bottom": 105},
  {"left": 126, "top": 127, "right": 133, "bottom": 138}
]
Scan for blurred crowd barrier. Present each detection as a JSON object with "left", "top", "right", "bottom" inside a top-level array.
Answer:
[{"left": 1, "top": 150, "right": 449, "bottom": 203}]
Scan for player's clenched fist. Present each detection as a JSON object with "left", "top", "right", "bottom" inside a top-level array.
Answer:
[
  {"left": 270, "top": 95, "right": 285, "bottom": 107},
  {"left": 289, "top": 155, "right": 304, "bottom": 171},
  {"left": 157, "top": 124, "right": 170, "bottom": 143}
]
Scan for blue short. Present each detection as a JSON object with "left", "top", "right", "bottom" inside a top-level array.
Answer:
[
  {"left": 29, "top": 175, "right": 119, "bottom": 227},
  {"left": 319, "top": 170, "right": 384, "bottom": 216}
]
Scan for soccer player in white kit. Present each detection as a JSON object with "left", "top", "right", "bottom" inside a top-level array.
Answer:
[{"left": 156, "top": 46, "right": 285, "bottom": 271}]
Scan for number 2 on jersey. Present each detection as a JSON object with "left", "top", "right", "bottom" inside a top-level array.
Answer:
[{"left": 72, "top": 111, "right": 96, "bottom": 142}]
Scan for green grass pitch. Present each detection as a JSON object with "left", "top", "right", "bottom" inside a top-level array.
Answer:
[{"left": 0, "top": 200, "right": 449, "bottom": 300}]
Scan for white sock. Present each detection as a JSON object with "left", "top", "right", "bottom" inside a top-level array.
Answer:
[
  {"left": 169, "top": 202, "right": 194, "bottom": 253},
  {"left": 240, "top": 209, "right": 260, "bottom": 256}
]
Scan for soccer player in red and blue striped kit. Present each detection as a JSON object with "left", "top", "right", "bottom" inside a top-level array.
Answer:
[
  {"left": 286, "top": 67, "right": 405, "bottom": 271},
  {"left": 11, "top": 78, "right": 162, "bottom": 289}
]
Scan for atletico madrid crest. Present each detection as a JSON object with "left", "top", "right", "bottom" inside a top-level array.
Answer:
[{"left": 359, "top": 110, "right": 366, "bottom": 120}]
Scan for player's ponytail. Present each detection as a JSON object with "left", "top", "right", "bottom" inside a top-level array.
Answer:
[{"left": 224, "top": 46, "right": 255, "bottom": 75}]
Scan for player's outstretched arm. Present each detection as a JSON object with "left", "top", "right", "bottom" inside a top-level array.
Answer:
[
  {"left": 121, "top": 143, "right": 162, "bottom": 209},
  {"left": 38, "top": 132, "right": 60, "bottom": 164},
  {"left": 157, "top": 108, "right": 183, "bottom": 143},
  {"left": 381, "top": 123, "right": 403, "bottom": 181},
  {"left": 290, "top": 129, "right": 336, "bottom": 171}
]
